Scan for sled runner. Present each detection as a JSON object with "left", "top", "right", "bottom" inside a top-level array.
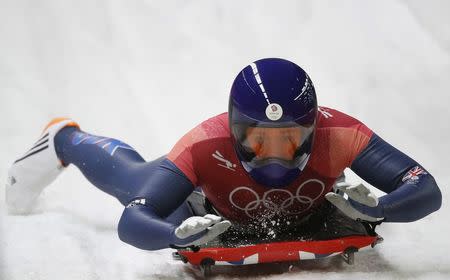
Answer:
[{"left": 173, "top": 234, "right": 383, "bottom": 277}]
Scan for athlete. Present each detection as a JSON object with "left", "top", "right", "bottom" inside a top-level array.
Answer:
[{"left": 5, "top": 58, "right": 442, "bottom": 251}]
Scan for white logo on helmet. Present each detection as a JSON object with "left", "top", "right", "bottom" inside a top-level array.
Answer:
[{"left": 265, "top": 103, "right": 283, "bottom": 121}]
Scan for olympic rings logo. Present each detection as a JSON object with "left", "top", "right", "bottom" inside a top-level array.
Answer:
[{"left": 229, "top": 179, "right": 325, "bottom": 219}]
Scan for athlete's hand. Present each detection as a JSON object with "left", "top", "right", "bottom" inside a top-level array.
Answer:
[
  {"left": 325, "top": 182, "right": 384, "bottom": 222},
  {"left": 174, "top": 214, "right": 231, "bottom": 247}
]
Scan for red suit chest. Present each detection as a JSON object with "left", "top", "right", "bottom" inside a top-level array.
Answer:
[{"left": 168, "top": 108, "right": 372, "bottom": 224}]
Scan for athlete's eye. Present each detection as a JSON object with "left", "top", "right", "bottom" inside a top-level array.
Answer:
[
  {"left": 256, "top": 135, "right": 265, "bottom": 143},
  {"left": 280, "top": 134, "right": 291, "bottom": 141},
  {"left": 248, "top": 133, "right": 264, "bottom": 144}
]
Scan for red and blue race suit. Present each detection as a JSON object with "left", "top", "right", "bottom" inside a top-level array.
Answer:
[{"left": 55, "top": 107, "right": 442, "bottom": 250}]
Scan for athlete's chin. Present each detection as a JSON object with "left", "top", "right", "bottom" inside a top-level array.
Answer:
[{"left": 250, "top": 158, "right": 297, "bottom": 169}]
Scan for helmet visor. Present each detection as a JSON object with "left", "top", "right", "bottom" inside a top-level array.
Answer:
[{"left": 237, "top": 123, "right": 314, "bottom": 168}]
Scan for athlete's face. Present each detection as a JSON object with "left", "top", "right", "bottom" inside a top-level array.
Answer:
[{"left": 245, "top": 127, "right": 302, "bottom": 161}]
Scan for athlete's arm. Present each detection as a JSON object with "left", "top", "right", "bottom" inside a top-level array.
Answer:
[
  {"left": 117, "top": 158, "right": 199, "bottom": 250},
  {"left": 350, "top": 133, "right": 442, "bottom": 222}
]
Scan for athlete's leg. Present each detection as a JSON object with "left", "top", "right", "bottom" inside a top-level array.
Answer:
[
  {"left": 55, "top": 126, "right": 151, "bottom": 205},
  {"left": 54, "top": 126, "right": 194, "bottom": 223}
]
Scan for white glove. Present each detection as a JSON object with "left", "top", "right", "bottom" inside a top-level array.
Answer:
[
  {"left": 325, "top": 182, "right": 384, "bottom": 222},
  {"left": 174, "top": 214, "right": 231, "bottom": 246}
]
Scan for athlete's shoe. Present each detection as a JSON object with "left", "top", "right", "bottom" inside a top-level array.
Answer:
[{"left": 5, "top": 118, "right": 79, "bottom": 214}]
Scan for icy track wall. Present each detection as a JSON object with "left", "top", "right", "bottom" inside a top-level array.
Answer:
[{"left": 0, "top": 1, "right": 449, "bottom": 279}]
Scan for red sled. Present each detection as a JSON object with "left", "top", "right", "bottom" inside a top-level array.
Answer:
[{"left": 173, "top": 235, "right": 383, "bottom": 277}]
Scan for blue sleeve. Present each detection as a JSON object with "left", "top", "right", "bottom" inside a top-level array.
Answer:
[
  {"left": 117, "top": 158, "right": 199, "bottom": 250},
  {"left": 118, "top": 204, "right": 202, "bottom": 250},
  {"left": 350, "top": 134, "right": 442, "bottom": 222}
]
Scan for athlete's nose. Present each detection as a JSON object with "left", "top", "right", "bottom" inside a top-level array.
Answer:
[{"left": 258, "top": 138, "right": 295, "bottom": 160}]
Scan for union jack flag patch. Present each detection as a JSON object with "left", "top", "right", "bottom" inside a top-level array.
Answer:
[{"left": 402, "top": 166, "right": 427, "bottom": 183}]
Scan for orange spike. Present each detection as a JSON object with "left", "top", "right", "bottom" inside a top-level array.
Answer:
[{"left": 42, "top": 117, "right": 79, "bottom": 134}]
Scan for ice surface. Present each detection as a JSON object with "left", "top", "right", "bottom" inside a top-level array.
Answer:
[{"left": 1, "top": 1, "right": 449, "bottom": 279}]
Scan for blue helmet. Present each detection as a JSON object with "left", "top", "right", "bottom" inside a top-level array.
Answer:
[{"left": 229, "top": 58, "right": 317, "bottom": 188}]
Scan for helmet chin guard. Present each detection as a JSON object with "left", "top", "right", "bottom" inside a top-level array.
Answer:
[
  {"left": 241, "top": 154, "right": 310, "bottom": 188},
  {"left": 229, "top": 58, "right": 318, "bottom": 188}
]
